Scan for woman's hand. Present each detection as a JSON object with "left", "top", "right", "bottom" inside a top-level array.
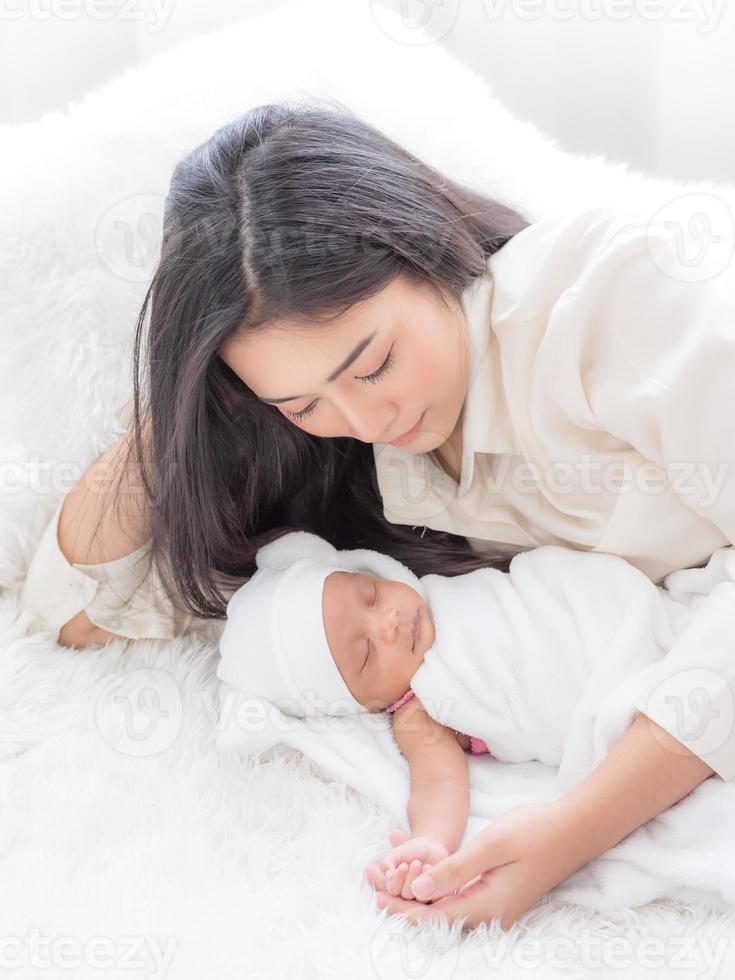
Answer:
[
  {"left": 368, "top": 799, "right": 589, "bottom": 931},
  {"left": 364, "top": 827, "right": 450, "bottom": 902}
]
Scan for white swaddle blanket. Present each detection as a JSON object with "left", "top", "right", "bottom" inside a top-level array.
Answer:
[
  {"left": 412, "top": 546, "right": 694, "bottom": 784},
  {"left": 216, "top": 540, "right": 735, "bottom": 912}
]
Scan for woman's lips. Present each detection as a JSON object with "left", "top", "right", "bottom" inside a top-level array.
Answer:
[{"left": 389, "top": 412, "right": 424, "bottom": 447}]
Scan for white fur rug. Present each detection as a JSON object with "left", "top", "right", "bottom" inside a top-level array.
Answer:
[{"left": 2, "top": 0, "right": 735, "bottom": 975}]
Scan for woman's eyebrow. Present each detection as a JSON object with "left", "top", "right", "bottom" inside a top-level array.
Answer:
[{"left": 259, "top": 331, "right": 378, "bottom": 405}]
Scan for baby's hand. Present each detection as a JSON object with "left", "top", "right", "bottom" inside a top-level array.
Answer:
[{"left": 364, "top": 827, "right": 449, "bottom": 902}]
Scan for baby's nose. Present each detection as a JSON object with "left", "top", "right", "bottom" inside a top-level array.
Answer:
[{"left": 380, "top": 607, "right": 403, "bottom": 641}]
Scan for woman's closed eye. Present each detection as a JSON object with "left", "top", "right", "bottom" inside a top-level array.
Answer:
[{"left": 285, "top": 345, "right": 395, "bottom": 422}]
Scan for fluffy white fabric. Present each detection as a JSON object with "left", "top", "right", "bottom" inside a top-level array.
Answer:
[{"left": 4, "top": 0, "right": 735, "bottom": 971}]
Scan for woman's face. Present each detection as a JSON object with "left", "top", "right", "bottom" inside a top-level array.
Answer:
[
  {"left": 218, "top": 274, "right": 469, "bottom": 451},
  {"left": 322, "top": 571, "right": 436, "bottom": 710}
]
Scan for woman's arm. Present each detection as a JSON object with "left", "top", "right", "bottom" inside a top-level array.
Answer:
[
  {"left": 57, "top": 426, "right": 153, "bottom": 649},
  {"left": 372, "top": 708, "right": 716, "bottom": 929},
  {"left": 559, "top": 709, "right": 714, "bottom": 865}
]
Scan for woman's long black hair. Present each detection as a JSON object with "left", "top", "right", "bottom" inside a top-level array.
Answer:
[{"left": 95, "top": 97, "right": 533, "bottom": 622}]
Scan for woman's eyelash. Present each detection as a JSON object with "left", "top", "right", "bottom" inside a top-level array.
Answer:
[
  {"left": 285, "top": 347, "right": 395, "bottom": 422},
  {"left": 286, "top": 404, "right": 316, "bottom": 422},
  {"left": 361, "top": 348, "right": 394, "bottom": 387}
]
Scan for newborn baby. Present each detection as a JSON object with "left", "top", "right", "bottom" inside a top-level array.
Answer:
[
  {"left": 218, "top": 538, "right": 482, "bottom": 903},
  {"left": 217, "top": 530, "right": 735, "bottom": 904},
  {"left": 321, "top": 566, "right": 491, "bottom": 901}
]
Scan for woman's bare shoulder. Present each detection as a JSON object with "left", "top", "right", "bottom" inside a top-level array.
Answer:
[
  {"left": 55, "top": 428, "right": 154, "bottom": 649},
  {"left": 58, "top": 428, "right": 153, "bottom": 565}
]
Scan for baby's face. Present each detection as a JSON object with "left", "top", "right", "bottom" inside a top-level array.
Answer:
[{"left": 322, "top": 571, "right": 435, "bottom": 711}]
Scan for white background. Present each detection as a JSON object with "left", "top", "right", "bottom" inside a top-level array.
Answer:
[{"left": 1, "top": 0, "right": 734, "bottom": 183}]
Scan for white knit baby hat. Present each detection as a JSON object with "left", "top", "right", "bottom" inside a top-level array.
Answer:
[{"left": 216, "top": 530, "right": 427, "bottom": 719}]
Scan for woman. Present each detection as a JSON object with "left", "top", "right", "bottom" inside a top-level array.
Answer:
[{"left": 19, "top": 99, "right": 733, "bottom": 931}]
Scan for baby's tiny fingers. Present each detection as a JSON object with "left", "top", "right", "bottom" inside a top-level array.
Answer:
[
  {"left": 364, "top": 863, "right": 388, "bottom": 892},
  {"left": 380, "top": 862, "right": 397, "bottom": 881},
  {"left": 401, "top": 859, "right": 425, "bottom": 901},
  {"left": 386, "top": 863, "right": 408, "bottom": 897}
]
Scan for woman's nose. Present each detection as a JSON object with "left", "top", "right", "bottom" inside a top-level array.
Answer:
[
  {"left": 348, "top": 414, "right": 392, "bottom": 443},
  {"left": 337, "top": 396, "right": 395, "bottom": 443}
]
